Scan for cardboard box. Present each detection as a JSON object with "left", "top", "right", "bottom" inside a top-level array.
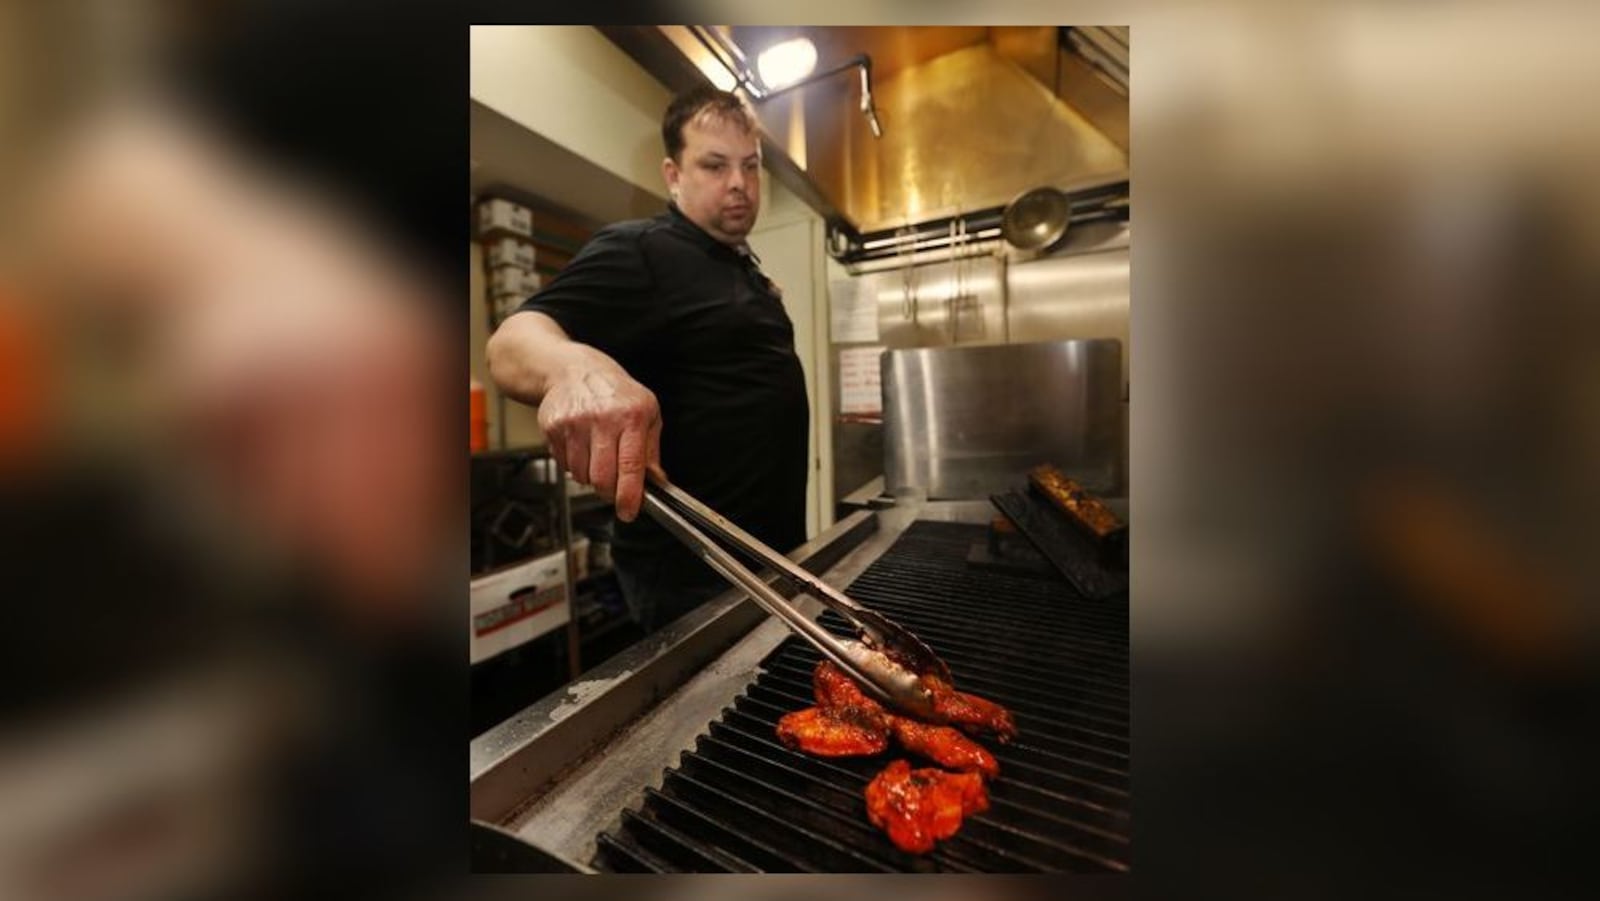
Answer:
[
  {"left": 476, "top": 198, "right": 533, "bottom": 238},
  {"left": 469, "top": 550, "right": 568, "bottom": 665},
  {"left": 488, "top": 266, "right": 541, "bottom": 298},
  {"left": 485, "top": 236, "right": 537, "bottom": 270},
  {"left": 569, "top": 536, "right": 591, "bottom": 582}
]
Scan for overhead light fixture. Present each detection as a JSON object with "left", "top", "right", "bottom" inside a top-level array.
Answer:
[
  {"left": 751, "top": 52, "right": 884, "bottom": 141},
  {"left": 703, "top": 60, "right": 738, "bottom": 92},
  {"left": 756, "top": 37, "right": 817, "bottom": 91},
  {"left": 857, "top": 61, "right": 882, "bottom": 138},
  {"left": 688, "top": 27, "right": 883, "bottom": 140}
]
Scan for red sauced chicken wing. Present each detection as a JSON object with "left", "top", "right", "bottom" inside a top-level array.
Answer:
[
  {"left": 776, "top": 705, "right": 891, "bottom": 756},
  {"left": 864, "top": 759, "right": 990, "bottom": 854},
  {"left": 775, "top": 659, "right": 1016, "bottom": 853},
  {"left": 921, "top": 674, "right": 1018, "bottom": 742}
]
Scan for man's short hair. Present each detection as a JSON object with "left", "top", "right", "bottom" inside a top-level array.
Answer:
[{"left": 662, "top": 84, "right": 757, "bottom": 162}]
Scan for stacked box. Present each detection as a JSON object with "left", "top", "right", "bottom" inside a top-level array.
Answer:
[
  {"left": 477, "top": 200, "right": 543, "bottom": 327},
  {"left": 488, "top": 265, "right": 541, "bottom": 298},
  {"left": 490, "top": 273, "right": 541, "bottom": 324},
  {"left": 485, "top": 235, "right": 537, "bottom": 270},
  {"left": 476, "top": 197, "right": 533, "bottom": 238}
]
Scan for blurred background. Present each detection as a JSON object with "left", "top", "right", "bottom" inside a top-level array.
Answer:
[
  {"left": 3, "top": 0, "right": 1599, "bottom": 897},
  {"left": 0, "top": 1, "right": 465, "bottom": 898}
]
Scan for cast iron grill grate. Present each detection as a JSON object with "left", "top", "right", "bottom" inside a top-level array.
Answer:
[{"left": 593, "top": 520, "right": 1130, "bottom": 872}]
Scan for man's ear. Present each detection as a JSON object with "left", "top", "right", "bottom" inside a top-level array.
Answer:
[{"left": 661, "top": 156, "right": 679, "bottom": 194}]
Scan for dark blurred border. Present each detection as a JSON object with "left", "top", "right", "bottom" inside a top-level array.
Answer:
[{"left": 160, "top": 1, "right": 474, "bottom": 895}]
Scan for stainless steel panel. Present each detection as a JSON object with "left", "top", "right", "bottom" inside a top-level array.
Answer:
[
  {"left": 830, "top": 419, "right": 884, "bottom": 506},
  {"left": 829, "top": 221, "right": 1130, "bottom": 504},
  {"left": 1007, "top": 228, "right": 1131, "bottom": 392},
  {"left": 866, "top": 223, "right": 1130, "bottom": 360},
  {"left": 883, "top": 340, "right": 1123, "bottom": 499},
  {"left": 871, "top": 253, "right": 1006, "bottom": 349}
]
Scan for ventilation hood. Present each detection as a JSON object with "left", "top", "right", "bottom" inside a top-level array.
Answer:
[{"left": 600, "top": 26, "right": 1130, "bottom": 234}]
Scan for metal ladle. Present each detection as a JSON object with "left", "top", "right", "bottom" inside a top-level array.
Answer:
[{"left": 1001, "top": 186, "right": 1073, "bottom": 252}]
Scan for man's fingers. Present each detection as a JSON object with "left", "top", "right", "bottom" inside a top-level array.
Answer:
[
  {"left": 588, "top": 426, "right": 619, "bottom": 503},
  {"left": 645, "top": 415, "right": 664, "bottom": 481},
  {"left": 565, "top": 428, "right": 591, "bottom": 485},
  {"left": 540, "top": 375, "right": 659, "bottom": 513},
  {"left": 614, "top": 424, "right": 648, "bottom": 522},
  {"left": 546, "top": 441, "right": 568, "bottom": 476}
]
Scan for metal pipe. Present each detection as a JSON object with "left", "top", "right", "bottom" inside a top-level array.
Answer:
[
  {"left": 852, "top": 237, "right": 1004, "bottom": 277},
  {"left": 848, "top": 206, "right": 1125, "bottom": 269},
  {"left": 862, "top": 225, "right": 1003, "bottom": 252}
]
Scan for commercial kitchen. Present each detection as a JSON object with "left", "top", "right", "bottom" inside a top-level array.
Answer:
[{"left": 467, "top": 25, "right": 1130, "bottom": 873}]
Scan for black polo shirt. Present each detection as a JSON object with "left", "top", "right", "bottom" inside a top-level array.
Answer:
[{"left": 516, "top": 203, "right": 809, "bottom": 593}]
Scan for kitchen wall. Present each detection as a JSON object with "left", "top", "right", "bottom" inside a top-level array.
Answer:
[
  {"left": 749, "top": 173, "right": 833, "bottom": 536},
  {"left": 469, "top": 239, "right": 544, "bottom": 448},
  {"left": 471, "top": 26, "right": 673, "bottom": 197}
]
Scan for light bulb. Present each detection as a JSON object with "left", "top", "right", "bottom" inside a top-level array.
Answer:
[{"left": 757, "top": 37, "right": 818, "bottom": 91}]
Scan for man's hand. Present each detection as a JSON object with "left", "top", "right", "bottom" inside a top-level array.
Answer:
[
  {"left": 538, "top": 365, "right": 662, "bottom": 522},
  {"left": 486, "top": 311, "right": 663, "bottom": 521}
]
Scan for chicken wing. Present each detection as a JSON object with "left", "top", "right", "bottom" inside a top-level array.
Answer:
[
  {"left": 814, "top": 658, "right": 887, "bottom": 714},
  {"left": 889, "top": 718, "right": 999, "bottom": 778},
  {"left": 786, "top": 661, "right": 1013, "bottom": 766},
  {"left": 779, "top": 659, "right": 1015, "bottom": 854},
  {"left": 776, "top": 705, "right": 890, "bottom": 756},
  {"left": 864, "top": 759, "right": 989, "bottom": 854},
  {"left": 922, "top": 675, "right": 1017, "bottom": 742}
]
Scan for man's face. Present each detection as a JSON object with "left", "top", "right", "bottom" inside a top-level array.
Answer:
[{"left": 663, "top": 111, "right": 761, "bottom": 245}]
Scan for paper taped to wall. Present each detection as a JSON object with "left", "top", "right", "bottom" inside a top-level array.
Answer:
[
  {"left": 830, "top": 278, "right": 880, "bottom": 343},
  {"left": 839, "top": 345, "right": 887, "bottom": 416}
]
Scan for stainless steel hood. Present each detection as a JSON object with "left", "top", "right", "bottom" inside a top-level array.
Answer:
[{"left": 600, "top": 26, "right": 1130, "bottom": 233}]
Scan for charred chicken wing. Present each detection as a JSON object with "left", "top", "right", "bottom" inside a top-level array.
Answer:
[
  {"left": 778, "top": 659, "right": 1016, "bottom": 854},
  {"left": 814, "top": 657, "right": 887, "bottom": 712},
  {"left": 776, "top": 705, "right": 890, "bottom": 756},
  {"left": 889, "top": 717, "right": 1000, "bottom": 778},
  {"left": 865, "top": 759, "right": 990, "bottom": 854},
  {"left": 922, "top": 675, "right": 1018, "bottom": 743},
  {"left": 776, "top": 660, "right": 895, "bottom": 756}
]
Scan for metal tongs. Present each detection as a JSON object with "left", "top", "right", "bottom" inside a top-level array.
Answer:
[{"left": 641, "top": 473, "right": 952, "bottom": 721}]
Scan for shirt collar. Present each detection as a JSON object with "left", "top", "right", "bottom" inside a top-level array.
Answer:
[{"left": 666, "top": 201, "right": 759, "bottom": 263}]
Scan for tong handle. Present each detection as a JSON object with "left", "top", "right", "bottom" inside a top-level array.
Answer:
[
  {"left": 639, "top": 481, "right": 942, "bottom": 719},
  {"left": 646, "top": 473, "right": 951, "bottom": 683}
]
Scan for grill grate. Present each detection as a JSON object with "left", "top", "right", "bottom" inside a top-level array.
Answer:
[{"left": 592, "top": 520, "right": 1130, "bottom": 872}]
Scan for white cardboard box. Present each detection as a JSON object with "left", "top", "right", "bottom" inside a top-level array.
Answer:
[
  {"left": 476, "top": 198, "right": 533, "bottom": 239},
  {"left": 488, "top": 266, "right": 541, "bottom": 298},
  {"left": 485, "top": 236, "right": 537, "bottom": 270},
  {"left": 569, "top": 536, "right": 591, "bottom": 583},
  {"left": 469, "top": 549, "right": 568, "bottom": 665}
]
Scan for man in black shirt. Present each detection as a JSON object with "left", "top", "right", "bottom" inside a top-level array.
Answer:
[{"left": 487, "top": 86, "right": 809, "bottom": 633}]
